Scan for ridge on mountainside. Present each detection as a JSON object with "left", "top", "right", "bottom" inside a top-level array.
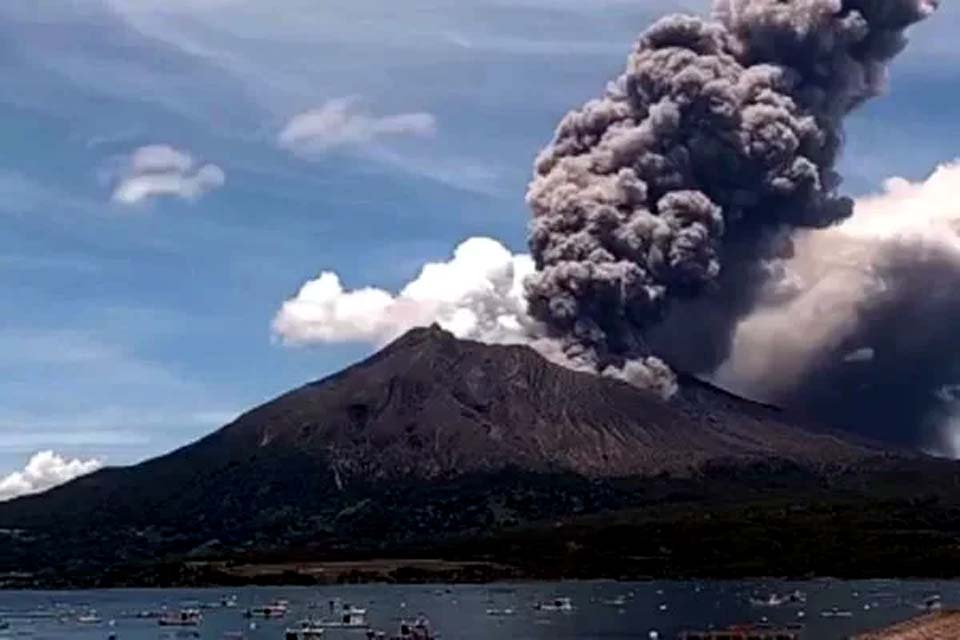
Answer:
[{"left": 0, "top": 325, "right": 944, "bottom": 587}]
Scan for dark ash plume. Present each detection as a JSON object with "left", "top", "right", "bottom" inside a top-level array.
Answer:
[
  {"left": 714, "top": 163, "right": 960, "bottom": 452},
  {"left": 524, "top": 0, "right": 936, "bottom": 388}
]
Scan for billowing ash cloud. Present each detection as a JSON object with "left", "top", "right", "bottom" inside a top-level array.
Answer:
[
  {"left": 276, "top": 0, "right": 943, "bottom": 414},
  {"left": 716, "top": 162, "right": 960, "bottom": 452},
  {"left": 524, "top": 0, "right": 936, "bottom": 388}
]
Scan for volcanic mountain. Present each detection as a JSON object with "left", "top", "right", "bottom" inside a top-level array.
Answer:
[
  {"left": 237, "top": 324, "right": 882, "bottom": 478},
  {"left": 10, "top": 324, "right": 879, "bottom": 508},
  {"left": 2, "top": 325, "right": 953, "bottom": 587}
]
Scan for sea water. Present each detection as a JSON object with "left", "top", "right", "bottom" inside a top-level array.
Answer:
[{"left": 0, "top": 580, "right": 950, "bottom": 640}]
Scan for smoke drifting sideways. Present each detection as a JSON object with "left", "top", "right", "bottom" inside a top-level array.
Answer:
[
  {"left": 525, "top": 0, "right": 937, "bottom": 393},
  {"left": 716, "top": 162, "right": 960, "bottom": 454}
]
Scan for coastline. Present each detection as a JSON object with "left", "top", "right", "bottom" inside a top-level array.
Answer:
[{"left": 6, "top": 557, "right": 960, "bottom": 590}]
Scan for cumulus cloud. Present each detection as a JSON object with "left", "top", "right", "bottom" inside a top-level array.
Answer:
[
  {"left": 111, "top": 144, "right": 225, "bottom": 205},
  {"left": 278, "top": 97, "right": 436, "bottom": 154},
  {"left": 715, "top": 161, "right": 960, "bottom": 449},
  {"left": 0, "top": 451, "right": 103, "bottom": 502},
  {"left": 273, "top": 237, "right": 535, "bottom": 346}
]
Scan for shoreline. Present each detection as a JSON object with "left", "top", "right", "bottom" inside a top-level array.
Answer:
[{"left": 5, "top": 558, "right": 960, "bottom": 590}]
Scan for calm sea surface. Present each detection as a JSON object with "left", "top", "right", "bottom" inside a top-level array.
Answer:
[{"left": 0, "top": 580, "right": 951, "bottom": 640}]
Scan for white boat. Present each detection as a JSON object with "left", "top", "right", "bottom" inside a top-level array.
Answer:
[
  {"left": 317, "top": 602, "right": 369, "bottom": 628},
  {"left": 244, "top": 600, "right": 289, "bottom": 619},
  {"left": 485, "top": 607, "right": 516, "bottom": 616},
  {"left": 536, "top": 597, "right": 573, "bottom": 612},
  {"left": 158, "top": 609, "right": 203, "bottom": 626},
  {"left": 77, "top": 610, "right": 102, "bottom": 624},
  {"left": 750, "top": 590, "right": 807, "bottom": 608},
  {"left": 390, "top": 617, "right": 434, "bottom": 640},
  {"left": 285, "top": 620, "right": 326, "bottom": 639}
]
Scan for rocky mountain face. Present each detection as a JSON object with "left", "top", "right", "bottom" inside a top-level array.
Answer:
[{"left": 174, "top": 324, "right": 878, "bottom": 480}]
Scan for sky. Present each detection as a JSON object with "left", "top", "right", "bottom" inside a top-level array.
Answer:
[{"left": 0, "top": 0, "right": 957, "bottom": 494}]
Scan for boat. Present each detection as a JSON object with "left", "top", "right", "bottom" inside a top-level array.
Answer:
[
  {"left": 750, "top": 590, "right": 807, "bottom": 608},
  {"left": 485, "top": 607, "right": 516, "bottom": 616},
  {"left": 285, "top": 620, "right": 326, "bottom": 639},
  {"left": 158, "top": 609, "right": 203, "bottom": 626},
  {"left": 820, "top": 607, "right": 853, "bottom": 618},
  {"left": 244, "top": 600, "right": 289, "bottom": 619},
  {"left": 389, "top": 616, "right": 434, "bottom": 640},
  {"left": 77, "top": 610, "right": 102, "bottom": 624},
  {"left": 316, "top": 603, "right": 369, "bottom": 629},
  {"left": 535, "top": 597, "right": 574, "bottom": 612},
  {"left": 601, "top": 595, "right": 627, "bottom": 607}
]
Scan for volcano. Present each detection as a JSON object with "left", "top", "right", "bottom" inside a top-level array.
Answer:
[{"left": 2, "top": 326, "right": 956, "bottom": 587}]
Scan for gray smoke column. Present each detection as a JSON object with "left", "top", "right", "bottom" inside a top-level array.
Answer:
[{"left": 525, "top": 0, "right": 936, "bottom": 386}]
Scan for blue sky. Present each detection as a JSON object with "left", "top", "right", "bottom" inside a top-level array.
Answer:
[{"left": 0, "top": 0, "right": 957, "bottom": 481}]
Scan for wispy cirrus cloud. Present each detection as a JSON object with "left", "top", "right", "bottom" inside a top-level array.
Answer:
[
  {"left": 111, "top": 144, "right": 225, "bottom": 205},
  {"left": 0, "top": 451, "right": 103, "bottom": 502},
  {"left": 278, "top": 97, "right": 436, "bottom": 155}
]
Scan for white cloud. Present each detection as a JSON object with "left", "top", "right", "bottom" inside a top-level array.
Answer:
[
  {"left": 111, "top": 144, "right": 225, "bottom": 205},
  {"left": 273, "top": 237, "right": 535, "bottom": 346},
  {"left": 278, "top": 97, "right": 436, "bottom": 154},
  {"left": 0, "top": 451, "right": 103, "bottom": 502}
]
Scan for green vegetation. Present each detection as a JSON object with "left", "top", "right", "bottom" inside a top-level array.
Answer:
[{"left": 4, "top": 458, "right": 960, "bottom": 588}]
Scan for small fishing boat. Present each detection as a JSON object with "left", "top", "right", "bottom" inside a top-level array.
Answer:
[
  {"left": 390, "top": 616, "right": 434, "bottom": 640},
  {"left": 485, "top": 607, "right": 516, "bottom": 616},
  {"left": 244, "top": 600, "right": 289, "bottom": 619},
  {"left": 535, "top": 597, "right": 573, "bottom": 612},
  {"left": 158, "top": 608, "right": 203, "bottom": 626},
  {"left": 285, "top": 620, "right": 326, "bottom": 639},
  {"left": 316, "top": 604, "right": 369, "bottom": 629},
  {"left": 77, "top": 610, "right": 102, "bottom": 624},
  {"left": 750, "top": 590, "right": 807, "bottom": 608}
]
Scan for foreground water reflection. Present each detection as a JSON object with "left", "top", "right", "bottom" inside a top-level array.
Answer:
[{"left": 0, "top": 580, "right": 951, "bottom": 640}]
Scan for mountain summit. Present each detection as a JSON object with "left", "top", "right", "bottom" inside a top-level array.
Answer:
[{"left": 224, "top": 324, "right": 878, "bottom": 479}]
